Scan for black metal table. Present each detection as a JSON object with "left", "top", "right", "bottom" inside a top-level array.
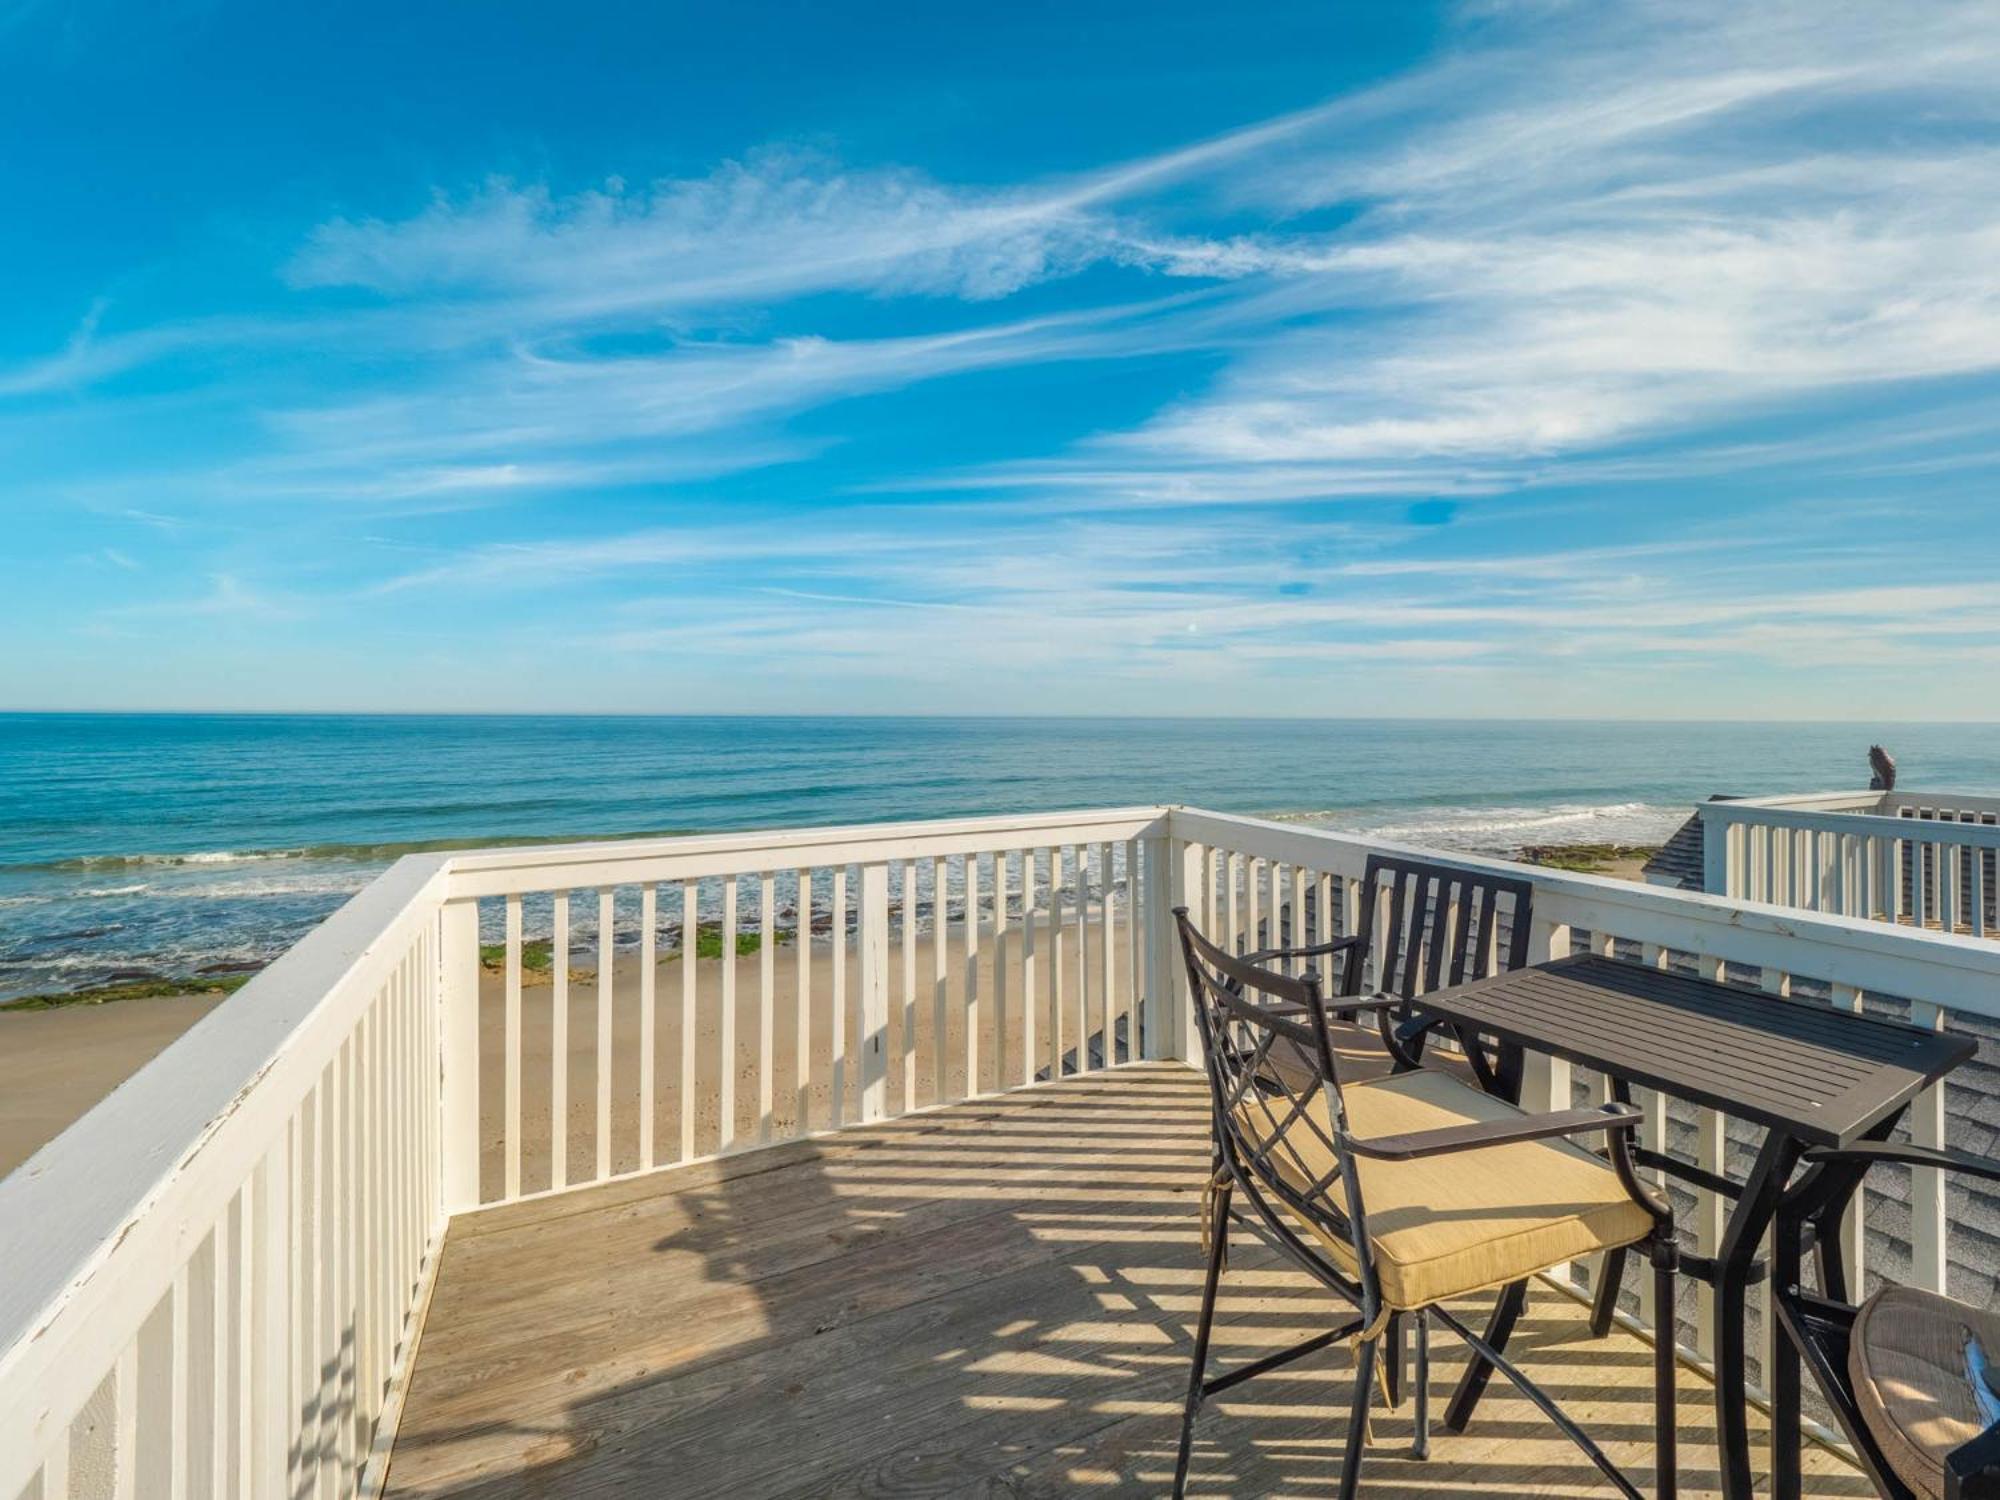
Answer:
[{"left": 1401, "top": 952, "right": 1974, "bottom": 1500}]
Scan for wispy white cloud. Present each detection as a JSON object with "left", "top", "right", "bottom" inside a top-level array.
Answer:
[
  {"left": 941, "top": 0, "right": 2000, "bottom": 497},
  {"left": 102, "top": 572, "right": 301, "bottom": 622},
  {"left": 287, "top": 155, "right": 1125, "bottom": 310}
]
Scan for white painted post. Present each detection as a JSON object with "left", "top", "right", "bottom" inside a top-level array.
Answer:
[
  {"left": 596, "top": 889, "right": 615, "bottom": 1182},
  {"left": 1702, "top": 806, "right": 1730, "bottom": 896},
  {"left": 859, "top": 862, "right": 891, "bottom": 1122},
  {"left": 719, "top": 878, "right": 737, "bottom": 1154},
  {"left": 1522, "top": 917, "right": 1573, "bottom": 1283},
  {"left": 1021, "top": 851, "right": 1039, "bottom": 1086},
  {"left": 965, "top": 853, "right": 982, "bottom": 1094},
  {"left": 639, "top": 885, "right": 656, "bottom": 1171},
  {"left": 901, "top": 860, "right": 918, "bottom": 1109},
  {"left": 1695, "top": 952, "right": 1727, "bottom": 1355},
  {"left": 1831, "top": 984, "right": 1868, "bottom": 1289},
  {"left": 759, "top": 873, "right": 776, "bottom": 1143},
  {"left": 1142, "top": 833, "right": 1185, "bottom": 1061},
  {"left": 679, "top": 881, "right": 698, "bottom": 1162},
  {"left": 1910, "top": 998, "right": 1949, "bottom": 1293},
  {"left": 438, "top": 899, "right": 481, "bottom": 1215},
  {"left": 502, "top": 896, "right": 522, "bottom": 1202}
]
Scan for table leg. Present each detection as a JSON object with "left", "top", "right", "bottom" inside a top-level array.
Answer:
[
  {"left": 1493, "top": 1039, "right": 1525, "bottom": 1106},
  {"left": 1770, "top": 1200, "right": 1805, "bottom": 1500},
  {"left": 1769, "top": 1110, "right": 1903, "bottom": 1500},
  {"left": 1713, "top": 1132, "right": 1803, "bottom": 1500}
]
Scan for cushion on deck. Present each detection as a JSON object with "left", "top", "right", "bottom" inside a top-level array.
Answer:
[
  {"left": 1232, "top": 1067, "right": 1653, "bottom": 1312},
  {"left": 1850, "top": 1284, "right": 2000, "bottom": 1500}
]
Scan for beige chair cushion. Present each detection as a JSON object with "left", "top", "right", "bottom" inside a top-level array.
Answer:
[
  {"left": 1232, "top": 1067, "right": 1653, "bottom": 1312},
  {"left": 1851, "top": 1284, "right": 2000, "bottom": 1500}
]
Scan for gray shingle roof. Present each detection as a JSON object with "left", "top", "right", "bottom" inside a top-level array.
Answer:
[{"left": 1641, "top": 796, "right": 1744, "bottom": 890}]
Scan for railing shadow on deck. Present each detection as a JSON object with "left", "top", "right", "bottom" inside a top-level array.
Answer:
[{"left": 380, "top": 1064, "right": 1874, "bottom": 1499}]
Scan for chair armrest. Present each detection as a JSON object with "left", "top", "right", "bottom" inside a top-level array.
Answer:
[
  {"left": 1802, "top": 1142, "right": 2000, "bottom": 1186},
  {"left": 1240, "top": 934, "right": 1365, "bottom": 967},
  {"left": 1343, "top": 1102, "right": 1642, "bottom": 1162}
]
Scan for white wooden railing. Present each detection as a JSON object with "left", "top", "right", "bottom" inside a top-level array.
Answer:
[
  {"left": 0, "top": 853, "right": 451, "bottom": 1500},
  {"left": 434, "top": 808, "right": 1167, "bottom": 1211},
  {"left": 7, "top": 804, "right": 1999, "bottom": 1498},
  {"left": 1701, "top": 790, "right": 2000, "bottom": 938}
]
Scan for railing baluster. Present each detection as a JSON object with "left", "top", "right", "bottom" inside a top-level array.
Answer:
[
  {"left": 930, "top": 855, "right": 949, "bottom": 1102},
  {"left": 1080, "top": 840, "right": 1096, "bottom": 1072},
  {"left": 1521, "top": 918, "right": 1574, "bottom": 1283},
  {"left": 354, "top": 1013, "right": 374, "bottom": 1441},
  {"left": 795, "top": 868, "right": 812, "bottom": 1134},
  {"left": 1099, "top": 842, "right": 1116, "bottom": 1069},
  {"left": 1225, "top": 852, "right": 1241, "bottom": 955},
  {"left": 1022, "top": 849, "right": 1039, "bottom": 1087},
  {"left": 1246, "top": 856, "right": 1262, "bottom": 955},
  {"left": 1288, "top": 864, "right": 1307, "bottom": 978},
  {"left": 114, "top": 1338, "right": 137, "bottom": 1500},
  {"left": 899, "top": 859, "right": 917, "bottom": 1111},
  {"left": 1756, "top": 965, "right": 1791, "bottom": 1386},
  {"left": 170, "top": 1259, "right": 190, "bottom": 1500},
  {"left": 503, "top": 895, "right": 522, "bottom": 1201},
  {"left": 965, "top": 852, "right": 982, "bottom": 1095},
  {"left": 39, "top": 1429, "right": 68, "bottom": 1500},
  {"left": 1048, "top": 848, "right": 1065, "bottom": 1079},
  {"left": 1072, "top": 845, "right": 1089, "bottom": 1072},
  {"left": 859, "top": 861, "right": 890, "bottom": 1123},
  {"left": 596, "top": 889, "right": 615, "bottom": 1182},
  {"left": 1910, "top": 998, "right": 1949, "bottom": 1293},
  {"left": 760, "top": 872, "right": 776, "bottom": 1143},
  {"left": 679, "top": 881, "right": 697, "bottom": 1163},
  {"left": 1831, "top": 983, "right": 1869, "bottom": 1291},
  {"left": 719, "top": 878, "right": 737, "bottom": 1153},
  {"left": 552, "top": 894, "right": 569, "bottom": 1191},
  {"left": 639, "top": 885, "right": 656, "bottom": 1172},
  {"left": 830, "top": 866, "right": 847, "bottom": 1128},
  {"left": 993, "top": 853, "right": 1011, "bottom": 1090}
]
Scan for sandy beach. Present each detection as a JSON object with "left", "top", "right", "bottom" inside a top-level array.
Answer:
[
  {"left": 0, "top": 992, "right": 228, "bottom": 1177},
  {"left": 471, "top": 910, "right": 1133, "bottom": 1201}
]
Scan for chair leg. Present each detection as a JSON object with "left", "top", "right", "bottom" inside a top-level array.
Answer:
[
  {"left": 1384, "top": 1312, "right": 1404, "bottom": 1407},
  {"left": 1591, "top": 1247, "right": 1628, "bottom": 1338},
  {"left": 1410, "top": 1308, "right": 1431, "bottom": 1460},
  {"left": 1443, "top": 1278, "right": 1527, "bottom": 1433},
  {"left": 1174, "top": 1178, "right": 1231, "bottom": 1498},
  {"left": 1339, "top": 1334, "right": 1377, "bottom": 1500},
  {"left": 1653, "top": 1246, "right": 1678, "bottom": 1500}
]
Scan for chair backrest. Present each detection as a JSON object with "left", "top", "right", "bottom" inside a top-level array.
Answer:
[
  {"left": 1346, "top": 853, "right": 1535, "bottom": 1000},
  {"left": 1174, "top": 907, "right": 1359, "bottom": 1255}
]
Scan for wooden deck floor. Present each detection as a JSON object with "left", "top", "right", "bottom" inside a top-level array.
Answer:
[{"left": 383, "top": 1063, "right": 1871, "bottom": 1499}]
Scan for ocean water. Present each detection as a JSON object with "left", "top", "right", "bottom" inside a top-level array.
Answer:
[{"left": 2, "top": 713, "right": 1996, "bottom": 1000}]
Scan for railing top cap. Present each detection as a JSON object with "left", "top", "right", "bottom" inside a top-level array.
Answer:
[{"left": 438, "top": 804, "right": 1176, "bottom": 889}]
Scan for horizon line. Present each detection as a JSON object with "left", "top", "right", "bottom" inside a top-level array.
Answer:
[{"left": 1, "top": 709, "right": 1996, "bottom": 727}]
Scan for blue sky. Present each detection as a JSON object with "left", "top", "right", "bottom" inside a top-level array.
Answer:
[{"left": 4, "top": 0, "right": 1998, "bottom": 717}]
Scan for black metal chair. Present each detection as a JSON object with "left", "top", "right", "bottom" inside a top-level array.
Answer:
[
  {"left": 1335, "top": 852, "right": 1535, "bottom": 1086},
  {"left": 1172, "top": 908, "right": 1679, "bottom": 1499},
  {"left": 1775, "top": 1143, "right": 2000, "bottom": 1500}
]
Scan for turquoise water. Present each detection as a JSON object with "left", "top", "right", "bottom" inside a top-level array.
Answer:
[{"left": 2, "top": 713, "right": 1996, "bottom": 999}]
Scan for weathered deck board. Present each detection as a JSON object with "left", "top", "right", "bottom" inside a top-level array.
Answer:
[{"left": 383, "top": 1063, "right": 1870, "bottom": 1498}]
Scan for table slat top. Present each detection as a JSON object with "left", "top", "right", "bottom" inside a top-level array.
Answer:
[{"left": 1412, "top": 953, "right": 1973, "bottom": 1146}]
